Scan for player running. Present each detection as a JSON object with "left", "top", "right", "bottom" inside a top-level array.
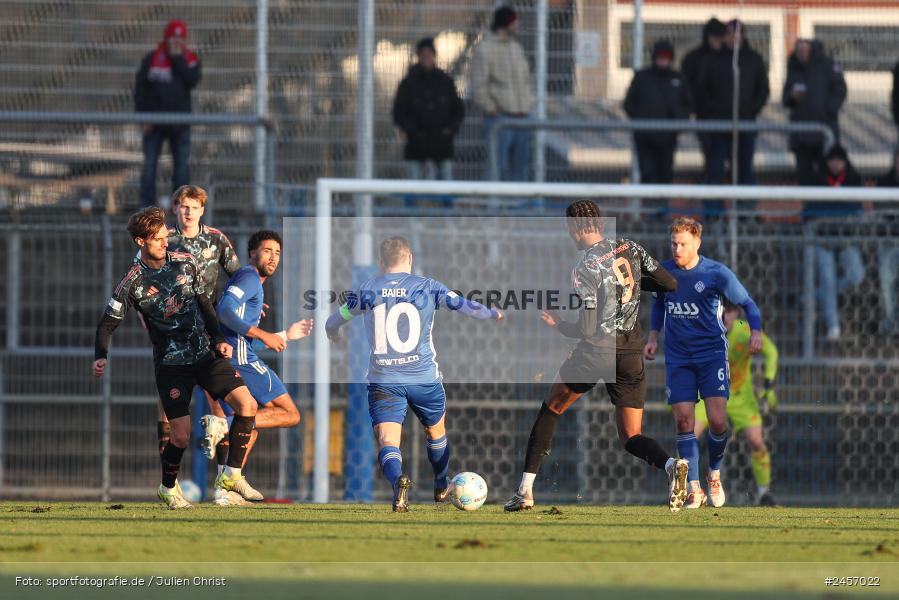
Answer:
[
  {"left": 152, "top": 185, "right": 241, "bottom": 457},
  {"left": 694, "top": 301, "right": 779, "bottom": 506},
  {"left": 504, "top": 200, "right": 690, "bottom": 513},
  {"left": 645, "top": 217, "right": 763, "bottom": 509},
  {"left": 325, "top": 236, "right": 503, "bottom": 512},
  {"left": 212, "top": 230, "right": 313, "bottom": 505},
  {"left": 92, "top": 207, "right": 258, "bottom": 509}
]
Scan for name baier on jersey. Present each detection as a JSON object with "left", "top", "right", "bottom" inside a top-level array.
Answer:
[
  {"left": 329, "top": 273, "right": 498, "bottom": 385},
  {"left": 652, "top": 256, "right": 761, "bottom": 365}
]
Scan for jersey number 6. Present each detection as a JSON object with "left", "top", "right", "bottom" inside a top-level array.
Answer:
[{"left": 373, "top": 303, "right": 422, "bottom": 354}]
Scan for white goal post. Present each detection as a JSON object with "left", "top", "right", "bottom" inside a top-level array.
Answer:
[{"left": 311, "top": 178, "right": 899, "bottom": 503}]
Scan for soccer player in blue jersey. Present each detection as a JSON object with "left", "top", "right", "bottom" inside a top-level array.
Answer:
[
  {"left": 645, "top": 217, "right": 762, "bottom": 509},
  {"left": 325, "top": 236, "right": 503, "bottom": 512},
  {"left": 213, "top": 230, "right": 313, "bottom": 505}
]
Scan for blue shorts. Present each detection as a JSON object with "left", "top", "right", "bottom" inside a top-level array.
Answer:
[
  {"left": 665, "top": 356, "right": 730, "bottom": 404},
  {"left": 219, "top": 360, "right": 287, "bottom": 418},
  {"left": 367, "top": 383, "right": 447, "bottom": 427}
]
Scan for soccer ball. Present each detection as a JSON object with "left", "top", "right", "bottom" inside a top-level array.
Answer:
[
  {"left": 179, "top": 479, "right": 201, "bottom": 503},
  {"left": 449, "top": 472, "right": 487, "bottom": 511}
]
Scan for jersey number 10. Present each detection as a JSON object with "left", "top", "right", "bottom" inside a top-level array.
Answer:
[{"left": 373, "top": 303, "right": 422, "bottom": 355}]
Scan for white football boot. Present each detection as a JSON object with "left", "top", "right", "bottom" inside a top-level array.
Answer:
[{"left": 200, "top": 415, "right": 229, "bottom": 460}]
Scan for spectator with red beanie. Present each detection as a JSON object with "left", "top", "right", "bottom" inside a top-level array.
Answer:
[{"left": 135, "top": 20, "right": 202, "bottom": 207}]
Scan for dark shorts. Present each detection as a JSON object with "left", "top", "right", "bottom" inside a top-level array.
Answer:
[
  {"left": 367, "top": 382, "right": 447, "bottom": 427},
  {"left": 558, "top": 346, "right": 646, "bottom": 409},
  {"left": 155, "top": 353, "right": 247, "bottom": 419}
]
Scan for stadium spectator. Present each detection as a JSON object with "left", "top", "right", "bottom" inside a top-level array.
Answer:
[
  {"left": 876, "top": 149, "right": 899, "bottom": 334},
  {"left": 877, "top": 148, "right": 899, "bottom": 188},
  {"left": 783, "top": 39, "right": 847, "bottom": 186},
  {"left": 892, "top": 59, "right": 899, "bottom": 140},
  {"left": 624, "top": 40, "right": 691, "bottom": 184},
  {"left": 697, "top": 20, "right": 769, "bottom": 185},
  {"left": 681, "top": 18, "right": 726, "bottom": 175},
  {"left": 804, "top": 144, "right": 864, "bottom": 341},
  {"left": 471, "top": 5, "right": 533, "bottom": 181},
  {"left": 135, "top": 20, "right": 201, "bottom": 207},
  {"left": 392, "top": 38, "right": 465, "bottom": 181}
]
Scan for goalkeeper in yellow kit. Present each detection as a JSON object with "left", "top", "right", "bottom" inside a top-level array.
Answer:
[{"left": 695, "top": 301, "right": 778, "bottom": 506}]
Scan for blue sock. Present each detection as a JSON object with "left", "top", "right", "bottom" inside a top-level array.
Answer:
[
  {"left": 426, "top": 435, "right": 450, "bottom": 490},
  {"left": 677, "top": 432, "right": 700, "bottom": 482},
  {"left": 707, "top": 429, "right": 729, "bottom": 472},
  {"left": 378, "top": 446, "right": 403, "bottom": 489}
]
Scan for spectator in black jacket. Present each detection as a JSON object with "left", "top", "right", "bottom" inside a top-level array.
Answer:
[
  {"left": 623, "top": 40, "right": 691, "bottom": 183},
  {"left": 135, "top": 20, "right": 201, "bottom": 207},
  {"left": 698, "top": 20, "right": 769, "bottom": 185},
  {"left": 804, "top": 144, "right": 864, "bottom": 340},
  {"left": 392, "top": 38, "right": 465, "bottom": 180},
  {"left": 877, "top": 148, "right": 899, "bottom": 188},
  {"left": 783, "top": 40, "right": 847, "bottom": 186},
  {"left": 681, "top": 18, "right": 726, "bottom": 171},
  {"left": 892, "top": 60, "right": 899, "bottom": 141}
]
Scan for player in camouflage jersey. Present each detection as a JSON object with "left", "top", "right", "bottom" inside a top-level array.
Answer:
[
  {"left": 92, "top": 207, "right": 258, "bottom": 509},
  {"left": 152, "top": 185, "right": 241, "bottom": 460},
  {"left": 505, "top": 199, "right": 690, "bottom": 513}
]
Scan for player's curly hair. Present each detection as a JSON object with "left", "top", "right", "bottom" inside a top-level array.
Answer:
[
  {"left": 380, "top": 236, "right": 412, "bottom": 267},
  {"left": 171, "top": 184, "right": 208, "bottom": 207},
  {"left": 565, "top": 200, "right": 605, "bottom": 235},
  {"left": 127, "top": 206, "right": 167, "bottom": 241},
  {"left": 248, "top": 230, "right": 283, "bottom": 255},
  {"left": 669, "top": 217, "right": 703, "bottom": 238}
]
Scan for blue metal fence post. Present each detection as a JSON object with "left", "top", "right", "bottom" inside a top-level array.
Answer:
[
  {"left": 343, "top": 264, "right": 378, "bottom": 501},
  {"left": 191, "top": 387, "right": 209, "bottom": 499}
]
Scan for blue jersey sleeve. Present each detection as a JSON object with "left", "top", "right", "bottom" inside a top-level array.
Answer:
[
  {"left": 216, "top": 270, "right": 259, "bottom": 336},
  {"left": 433, "top": 280, "right": 497, "bottom": 320},
  {"left": 325, "top": 288, "right": 362, "bottom": 338},
  {"left": 716, "top": 264, "right": 762, "bottom": 331}
]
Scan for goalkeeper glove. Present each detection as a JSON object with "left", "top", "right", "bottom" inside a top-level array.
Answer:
[{"left": 761, "top": 378, "right": 777, "bottom": 415}]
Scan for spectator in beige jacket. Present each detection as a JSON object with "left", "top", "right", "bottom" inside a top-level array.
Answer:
[{"left": 471, "top": 5, "right": 533, "bottom": 181}]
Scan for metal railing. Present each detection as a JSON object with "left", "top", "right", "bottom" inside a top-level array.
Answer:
[
  {"left": 0, "top": 111, "right": 276, "bottom": 211},
  {"left": 487, "top": 117, "right": 837, "bottom": 183}
]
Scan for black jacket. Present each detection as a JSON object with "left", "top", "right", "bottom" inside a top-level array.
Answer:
[
  {"left": 134, "top": 50, "right": 201, "bottom": 117},
  {"left": 892, "top": 61, "right": 899, "bottom": 127},
  {"left": 623, "top": 66, "right": 691, "bottom": 145},
  {"left": 392, "top": 65, "right": 465, "bottom": 161},
  {"left": 805, "top": 161, "right": 863, "bottom": 218},
  {"left": 782, "top": 45, "right": 846, "bottom": 148},
  {"left": 681, "top": 33, "right": 716, "bottom": 118},
  {"left": 696, "top": 43, "right": 769, "bottom": 120},
  {"left": 877, "top": 168, "right": 899, "bottom": 188}
]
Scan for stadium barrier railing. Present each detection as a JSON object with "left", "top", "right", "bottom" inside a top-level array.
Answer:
[{"left": 487, "top": 117, "right": 837, "bottom": 183}]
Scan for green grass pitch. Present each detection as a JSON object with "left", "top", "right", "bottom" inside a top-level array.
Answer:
[{"left": 1, "top": 502, "right": 897, "bottom": 599}]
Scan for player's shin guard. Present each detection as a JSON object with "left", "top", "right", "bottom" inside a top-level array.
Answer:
[
  {"left": 523, "top": 403, "right": 559, "bottom": 474},
  {"left": 160, "top": 442, "right": 185, "bottom": 488},
  {"left": 624, "top": 434, "right": 670, "bottom": 470},
  {"left": 157, "top": 421, "right": 171, "bottom": 455},
  {"left": 378, "top": 446, "right": 403, "bottom": 489},
  {"left": 676, "top": 432, "right": 700, "bottom": 482},
  {"left": 426, "top": 435, "right": 450, "bottom": 490},
  {"left": 751, "top": 449, "right": 771, "bottom": 488},
  {"left": 707, "top": 429, "right": 729, "bottom": 472},
  {"left": 225, "top": 415, "right": 255, "bottom": 469}
]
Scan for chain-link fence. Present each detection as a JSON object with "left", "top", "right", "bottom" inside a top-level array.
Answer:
[{"left": 2, "top": 1, "right": 898, "bottom": 214}]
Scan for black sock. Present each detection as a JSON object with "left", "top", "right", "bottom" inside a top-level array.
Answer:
[
  {"left": 226, "top": 415, "right": 255, "bottom": 469},
  {"left": 160, "top": 442, "right": 185, "bottom": 488},
  {"left": 215, "top": 438, "right": 229, "bottom": 467},
  {"left": 523, "top": 403, "right": 560, "bottom": 474},
  {"left": 157, "top": 421, "right": 171, "bottom": 455},
  {"left": 624, "top": 434, "right": 670, "bottom": 470}
]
